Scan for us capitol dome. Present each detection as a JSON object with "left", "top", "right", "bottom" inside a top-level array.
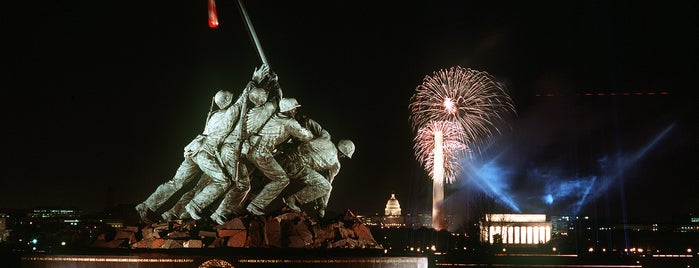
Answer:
[{"left": 385, "top": 193, "right": 402, "bottom": 216}]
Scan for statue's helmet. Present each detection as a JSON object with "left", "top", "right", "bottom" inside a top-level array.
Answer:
[
  {"left": 337, "top": 139, "right": 355, "bottom": 159},
  {"left": 214, "top": 90, "right": 234, "bottom": 109},
  {"left": 248, "top": 87, "right": 269, "bottom": 106},
  {"left": 279, "top": 98, "right": 301, "bottom": 113}
]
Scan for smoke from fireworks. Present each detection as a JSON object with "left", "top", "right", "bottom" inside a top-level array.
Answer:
[
  {"left": 414, "top": 121, "right": 469, "bottom": 183},
  {"left": 410, "top": 66, "right": 515, "bottom": 181}
]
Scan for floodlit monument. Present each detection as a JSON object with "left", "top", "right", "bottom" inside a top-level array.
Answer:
[
  {"left": 18, "top": 1, "right": 427, "bottom": 267},
  {"left": 134, "top": 0, "right": 361, "bottom": 225},
  {"left": 385, "top": 193, "right": 402, "bottom": 216},
  {"left": 479, "top": 214, "right": 552, "bottom": 245},
  {"left": 383, "top": 193, "right": 405, "bottom": 228},
  {"left": 134, "top": 64, "right": 355, "bottom": 224}
]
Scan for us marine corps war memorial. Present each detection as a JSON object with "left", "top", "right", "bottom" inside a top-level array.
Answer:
[
  {"left": 19, "top": 52, "right": 426, "bottom": 268},
  {"left": 19, "top": 0, "right": 427, "bottom": 266},
  {"left": 21, "top": 64, "right": 427, "bottom": 268}
]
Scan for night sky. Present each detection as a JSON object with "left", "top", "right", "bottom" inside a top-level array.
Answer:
[{"left": 4, "top": 1, "right": 697, "bottom": 223}]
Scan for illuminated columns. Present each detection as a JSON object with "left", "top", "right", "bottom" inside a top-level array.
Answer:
[
  {"left": 432, "top": 130, "right": 445, "bottom": 230},
  {"left": 539, "top": 226, "right": 545, "bottom": 244},
  {"left": 507, "top": 226, "right": 513, "bottom": 244},
  {"left": 479, "top": 214, "right": 553, "bottom": 245}
]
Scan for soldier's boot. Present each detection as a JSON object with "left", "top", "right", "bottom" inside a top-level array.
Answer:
[
  {"left": 246, "top": 203, "right": 265, "bottom": 216},
  {"left": 135, "top": 203, "right": 153, "bottom": 224},
  {"left": 161, "top": 210, "right": 177, "bottom": 222},
  {"left": 185, "top": 203, "right": 203, "bottom": 220},
  {"left": 210, "top": 211, "right": 227, "bottom": 225},
  {"left": 283, "top": 195, "right": 301, "bottom": 212}
]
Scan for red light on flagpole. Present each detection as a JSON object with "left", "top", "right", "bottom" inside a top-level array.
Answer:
[{"left": 208, "top": 0, "right": 219, "bottom": 28}]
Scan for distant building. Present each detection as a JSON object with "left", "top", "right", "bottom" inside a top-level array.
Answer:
[
  {"left": 385, "top": 193, "right": 401, "bottom": 216},
  {"left": 551, "top": 215, "right": 572, "bottom": 235},
  {"left": 27, "top": 208, "right": 83, "bottom": 219},
  {"left": 358, "top": 194, "right": 461, "bottom": 230},
  {"left": 382, "top": 194, "right": 405, "bottom": 228},
  {"left": 480, "top": 214, "right": 552, "bottom": 245},
  {"left": 26, "top": 208, "right": 84, "bottom": 227}
]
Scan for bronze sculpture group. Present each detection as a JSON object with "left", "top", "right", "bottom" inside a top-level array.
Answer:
[{"left": 136, "top": 64, "right": 355, "bottom": 224}]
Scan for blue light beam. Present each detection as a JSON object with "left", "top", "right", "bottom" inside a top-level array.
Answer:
[{"left": 460, "top": 154, "right": 521, "bottom": 212}]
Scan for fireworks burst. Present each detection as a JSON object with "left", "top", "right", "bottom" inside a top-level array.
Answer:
[
  {"left": 414, "top": 121, "right": 470, "bottom": 184},
  {"left": 409, "top": 66, "right": 515, "bottom": 149},
  {"left": 409, "top": 66, "right": 515, "bottom": 183}
]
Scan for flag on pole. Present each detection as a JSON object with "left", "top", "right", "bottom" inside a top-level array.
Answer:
[{"left": 208, "top": 0, "right": 219, "bottom": 28}]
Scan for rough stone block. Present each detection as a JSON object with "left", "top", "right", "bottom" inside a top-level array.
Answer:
[
  {"left": 217, "top": 229, "right": 243, "bottom": 238},
  {"left": 226, "top": 230, "right": 246, "bottom": 248},
  {"left": 351, "top": 223, "right": 374, "bottom": 242},
  {"left": 131, "top": 237, "right": 166, "bottom": 249},
  {"left": 338, "top": 227, "right": 356, "bottom": 239},
  {"left": 313, "top": 224, "right": 335, "bottom": 241},
  {"left": 331, "top": 239, "right": 347, "bottom": 248},
  {"left": 167, "top": 231, "right": 189, "bottom": 239},
  {"left": 182, "top": 220, "right": 197, "bottom": 231},
  {"left": 358, "top": 238, "right": 380, "bottom": 248},
  {"left": 265, "top": 218, "right": 282, "bottom": 248},
  {"left": 151, "top": 238, "right": 168, "bottom": 249},
  {"left": 198, "top": 230, "right": 217, "bottom": 238},
  {"left": 294, "top": 220, "right": 313, "bottom": 243},
  {"left": 215, "top": 217, "right": 246, "bottom": 230},
  {"left": 312, "top": 224, "right": 335, "bottom": 248},
  {"left": 130, "top": 238, "right": 149, "bottom": 249},
  {"left": 153, "top": 223, "right": 170, "bottom": 231},
  {"left": 161, "top": 239, "right": 183, "bottom": 249},
  {"left": 274, "top": 211, "right": 303, "bottom": 222},
  {"left": 244, "top": 219, "right": 265, "bottom": 248},
  {"left": 345, "top": 238, "right": 359, "bottom": 248},
  {"left": 183, "top": 239, "right": 202, "bottom": 248},
  {"left": 141, "top": 227, "right": 160, "bottom": 239},
  {"left": 97, "top": 209, "right": 380, "bottom": 250}
]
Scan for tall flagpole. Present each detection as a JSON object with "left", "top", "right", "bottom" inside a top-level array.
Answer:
[
  {"left": 236, "top": 0, "right": 269, "bottom": 66},
  {"left": 235, "top": 0, "right": 282, "bottom": 100}
]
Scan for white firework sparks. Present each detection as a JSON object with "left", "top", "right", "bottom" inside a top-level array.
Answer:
[
  {"left": 409, "top": 66, "right": 515, "bottom": 149},
  {"left": 413, "top": 121, "right": 470, "bottom": 184},
  {"left": 409, "top": 66, "right": 515, "bottom": 182}
]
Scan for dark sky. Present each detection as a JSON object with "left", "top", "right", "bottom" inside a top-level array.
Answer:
[{"left": 3, "top": 1, "right": 697, "bottom": 223}]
